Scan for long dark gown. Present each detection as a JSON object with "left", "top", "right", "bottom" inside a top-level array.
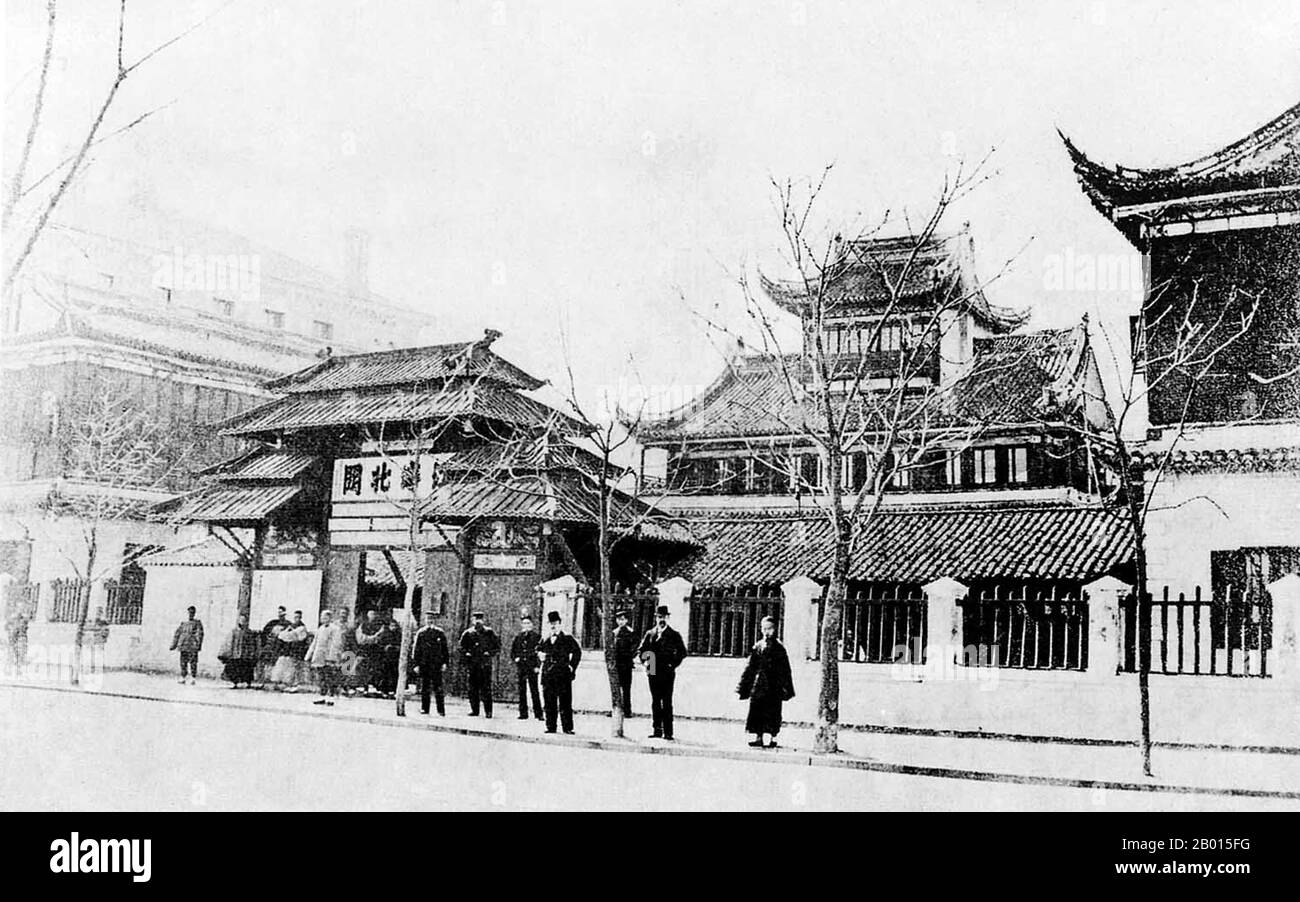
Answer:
[{"left": 737, "top": 637, "right": 796, "bottom": 735}]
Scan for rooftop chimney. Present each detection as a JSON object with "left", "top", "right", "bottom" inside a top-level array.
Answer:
[{"left": 343, "top": 229, "right": 370, "bottom": 296}]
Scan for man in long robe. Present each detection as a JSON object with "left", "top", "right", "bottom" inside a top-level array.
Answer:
[{"left": 737, "top": 616, "right": 795, "bottom": 748}]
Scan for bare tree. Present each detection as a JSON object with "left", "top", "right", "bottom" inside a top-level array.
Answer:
[
  {"left": 3, "top": 0, "right": 228, "bottom": 296},
  {"left": 25, "top": 377, "right": 185, "bottom": 685},
  {"left": 692, "top": 161, "right": 1032, "bottom": 753},
  {"left": 1083, "top": 270, "right": 1260, "bottom": 776},
  {"left": 556, "top": 330, "right": 680, "bottom": 739}
]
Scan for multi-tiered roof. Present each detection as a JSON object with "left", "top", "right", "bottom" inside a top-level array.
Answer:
[
  {"left": 1060, "top": 100, "right": 1300, "bottom": 246},
  {"left": 161, "top": 332, "right": 692, "bottom": 543}
]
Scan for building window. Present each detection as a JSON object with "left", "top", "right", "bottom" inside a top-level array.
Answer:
[
  {"left": 313, "top": 320, "right": 333, "bottom": 340},
  {"left": 877, "top": 322, "right": 904, "bottom": 352},
  {"left": 945, "top": 451, "right": 964, "bottom": 486},
  {"left": 798, "top": 453, "right": 822, "bottom": 491},
  {"left": 214, "top": 298, "right": 234, "bottom": 317},
  {"left": 849, "top": 451, "right": 869, "bottom": 491},
  {"left": 159, "top": 287, "right": 173, "bottom": 304},
  {"left": 265, "top": 309, "right": 285, "bottom": 329},
  {"left": 890, "top": 463, "right": 911, "bottom": 490},
  {"left": 974, "top": 448, "right": 997, "bottom": 485},
  {"left": 1008, "top": 446, "right": 1029, "bottom": 484}
]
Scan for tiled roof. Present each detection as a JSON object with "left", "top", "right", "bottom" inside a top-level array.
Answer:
[
  {"left": 636, "top": 324, "right": 1091, "bottom": 442},
  {"left": 364, "top": 550, "right": 423, "bottom": 588},
  {"left": 758, "top": 230, "right": 1029, "bottom": 333},
  {"left": 1060, "top": 100, "right": 1300, "bottom": 237},
  {"left": 669, "top": 502, "right": 1134, "bottom": 588},
  {"left": 158, "top": 484, "right": 303, "bottom": 524},
  {"left": 1132, "top": 445, "right": 1300, "bottom": 473},
  {"left": 220, "top": 381, "right": 586, "bottom": 438},
  {"left": 265, "top": 338, "right": 545, "bottom": 393},
  {"left": 441, "top": 434, "right": 616, "bottom": 477},
  {"left": 7, "top": 293, "right": 317, "bottom": 378},
  {"left": 142, "top": 537, "right": 241, "bottom": 568},
  {"left": 420, "top": 472, "right": 696, "bottom": 544},
  {"left": 197, "top": 448, "right": 319, "bottom": 481}
]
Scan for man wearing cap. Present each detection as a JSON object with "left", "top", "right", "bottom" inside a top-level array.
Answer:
[
  {"left": 611, "top": 609, "right": 637, "bottom": 718},
  {"left": 459, "top": 611, "right": 501, "bottom": 717},
  {"left": 170, "top": 606, "right": 204, "bottom": 685},
  {"left": 510, "top": 614, "right": 544, "bottom": 721},
  {"left": 638, "top": 604, "right": 688, "bottom": 740},
  {"left": 412, "top": 610, "right": 450, "bottom": 716},
  {"left": 537, "top": 610, "right": 582, "bottom": 734}
]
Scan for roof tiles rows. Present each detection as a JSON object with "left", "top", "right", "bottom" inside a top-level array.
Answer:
[{"left": 669, "top": 503, "right": 1134, "bottom": 588}]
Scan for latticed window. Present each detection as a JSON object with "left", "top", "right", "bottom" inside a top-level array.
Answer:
[
  {"left": 974, "top": 448, "right": 997, "bottom": 484},
  {"left": 945, "top": 451, "right": 964, "bottom": 486},
  {"left": 1008, "top": 446, "right": 1029, "bottom": 484}
]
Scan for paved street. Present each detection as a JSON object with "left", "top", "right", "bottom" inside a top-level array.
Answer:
[{"left": 3, "top": 678, "right": 1298, "bottom": 811}]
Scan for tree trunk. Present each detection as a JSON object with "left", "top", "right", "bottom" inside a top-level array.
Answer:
[
  {"left": 395, "top": 507, "right": 420, "bottom": 717},
  {"left": 599, "top": 535, "right": 624, "bottom": 739},
  {"left": 814, "top": 524, "right": 850, "bottom": 754},
  {"left": 1117, "top": 438, "right": 1153, "bottom": 777},
  {"left": 72, "top": 538, "right": 97, "bottom": 687},
  {"left": 1133, "top": 522, "right": 1153, "bottom": 777}
]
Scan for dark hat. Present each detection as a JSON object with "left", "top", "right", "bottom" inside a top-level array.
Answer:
[
  {"left": 546, "top": 611, "right": 561, "bottom": 624},
  {"left": 471, "top": 611, "right": 485, "bottom": 619},
  {"left": 656, "top": 605, "right": 670, "bottom": 616},
  {"left": 614, "top": 609, "right": 629, "bottom": 619}
]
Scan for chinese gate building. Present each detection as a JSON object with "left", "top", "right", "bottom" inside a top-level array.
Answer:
[{"left": 149, "top": 330, "right": 693, "bottom": 699}]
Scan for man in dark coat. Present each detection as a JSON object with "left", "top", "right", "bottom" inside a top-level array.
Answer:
[
  {"left": 611, "top": 609, "right": 637, "bottom": 718},
  {"left": 737, "top": 615, "right": 796, "bottom": 748},
  {"left": 379, "top": 612, "right": 403, "bottom": 698},
  {"left": 459, "top": 611, "right": 500, "bottom": 717},
  {"left": 355, "top": 609, "right": 385, "bottom": 695},
  {"left": 412, "top": 611, "right": 450, "bottom": 715},
  {"left": 510, "top": 615, "right": 544, "bottom": 721},
  {"left": 638, "top": 605, "right": 687, "bottom": 740},
  {"left": 218, "top": 613, "right": 258, "bottom": 688},
  {"left": 257, "top": 606, "right": 290, "bottom": 686},
  {"left": 537, "top": 610, "right": 581, "bottom": 734}
]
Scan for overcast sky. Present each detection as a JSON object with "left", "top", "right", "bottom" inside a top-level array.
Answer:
[{"left": 6, "top": 0, "right": 1300, "bottom": 415}]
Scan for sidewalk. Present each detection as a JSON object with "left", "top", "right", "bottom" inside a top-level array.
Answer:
[{"left": 4, "top": 670, "right": 1299, "bottom": 802}]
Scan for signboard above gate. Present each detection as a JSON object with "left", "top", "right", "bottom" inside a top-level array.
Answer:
[{"left": 331, "top": 453, "right": 454, "bottom": 503}]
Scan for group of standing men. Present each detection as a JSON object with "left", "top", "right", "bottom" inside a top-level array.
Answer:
[{"left": 407, "top": 603, "right": 687, "bottom": 739}]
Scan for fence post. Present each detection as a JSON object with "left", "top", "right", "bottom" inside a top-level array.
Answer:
[
  {"left": 655, "top": 576, "right": 693, "bottom": 639},
  {"left": 780, "top": 575, "right": 822, "bottom": 661},
  {"left": 1267, "top": 573, "right": 1300, "bottom": 683},
  {"left": 538, "top": 574, "right": 579, "bottom": 632},
  {"left": 1083, "top": 575, "right": 1128, "bottom": 679},
  {"left": 922, "top": 577, "right": 966, "bottom": 666}
]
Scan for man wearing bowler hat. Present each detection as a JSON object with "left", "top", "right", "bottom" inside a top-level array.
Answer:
[
  {"left": 611, "top": 609, "right": 637, "bottom": 718},
  {"left": 638, "top": 604, "right": 687, "bottom": 740},
  {"left": 537, "top": 610, "right": 582, "bottom": 734},
  {"left": 459, "top": 610, "right": 500, "bottom": 717}
]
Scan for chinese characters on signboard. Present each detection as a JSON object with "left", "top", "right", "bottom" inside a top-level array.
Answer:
[{"left": 331, "top": 454, "right": 453, "bottom": 502}]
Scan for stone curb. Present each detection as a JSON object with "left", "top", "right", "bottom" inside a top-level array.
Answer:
[{"left": 6, "top": 680, "right": 1300, "bottom": 802}]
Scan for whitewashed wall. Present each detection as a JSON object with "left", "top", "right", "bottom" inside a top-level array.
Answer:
[{"left": 1144, "top": 470, "right": 1300, "bottom": 594}]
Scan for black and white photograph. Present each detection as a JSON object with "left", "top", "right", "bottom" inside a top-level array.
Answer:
[{"left": 0, "top": 0, "right": 1296, "bottom": 875}]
